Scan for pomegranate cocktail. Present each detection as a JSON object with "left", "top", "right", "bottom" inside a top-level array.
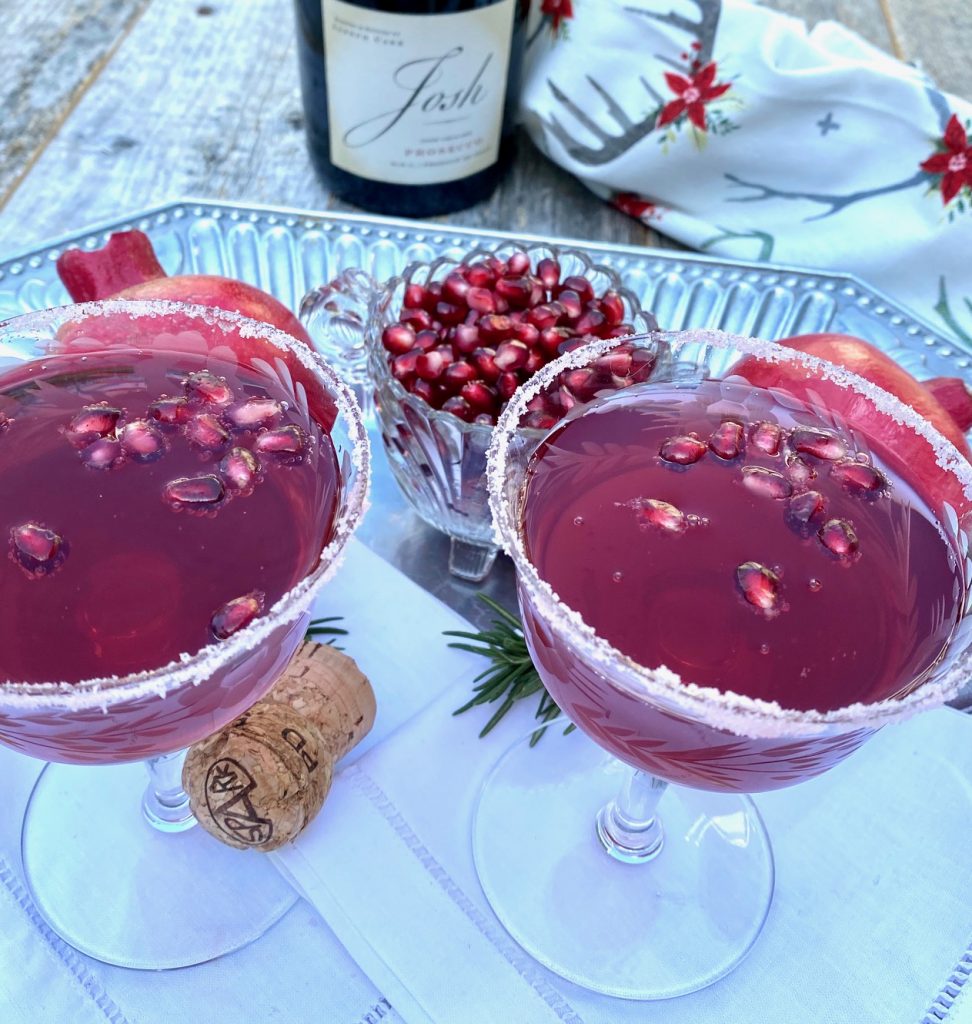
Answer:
[{"left": 0, "top": 303, "right": 358, "bottom": 765}]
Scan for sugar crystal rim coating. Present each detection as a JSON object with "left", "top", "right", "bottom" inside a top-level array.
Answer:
[
  {"left": 487, "top": 328, "right": 972, "bottom": 739},
  {"left": 0, "top": 299, "right": 371, "bottom": 710}
]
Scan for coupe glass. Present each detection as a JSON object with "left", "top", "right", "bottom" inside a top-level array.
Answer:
[
  {"left": 481, "top": 328, "right": 972, "bottom": 999},
  {"left": 0, "top": 300, "right": 369, "bottom": 969}
]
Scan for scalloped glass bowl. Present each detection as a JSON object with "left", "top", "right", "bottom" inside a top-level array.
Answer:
[{"left": 301, "top": 242, "right": 657, "bottom": 581}]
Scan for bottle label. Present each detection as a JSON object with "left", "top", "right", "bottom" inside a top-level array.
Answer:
[{"left": 322, "top": 0, "right": 516, "bottom": 185}]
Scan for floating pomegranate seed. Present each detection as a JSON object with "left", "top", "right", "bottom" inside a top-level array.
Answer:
[
  {"left": 68, "top": 403, "right": 121, "bottom": 442},
  {"left": 441, "top": 396, "right": 475, "bottom": 422},
  {"left": 119, "top": 419, "right": 166, "bottom": 462},
  {"left": 497, "top": 371, "right": 520, "bottom": 401},
  {"left": 443, "top": 361, "right": 478, "bottom": 389},
  {"left": 785, "top": 455, "right": 817, "bottom": 488},
  {"left": 537, "top": 257, "right": 560, "bottom": 289},
  {"left": 225, "top": 398, "right": 284, "bottom": 431},
  {"left": 148, "top": 396, "right": 191, "bottom": 427},
  {"left": 211, "top": 591, "right": 265, "bottom": 640},
  {"left": 494, "top": 340, "right": 529, "bottom": 371},
  {"left": 392, "top": 350, "right": 420, "bottom": 383},
  {"left": 557, "top": 289, "right": 583, "bottom": 321},
  {"left": 381, "top": 323, "right": 416, "bottom": 355},
  {"left": 514, "top": 322, "right": 540, "bottom": 347},
  {"left": 254, "top": 425, "right": 305, "bottom": 456},
  {"left": 539, "top": 326, "right": 573, "bottom": 357},
  {"left": 220, "top": 447, "right": 260, "bottom": 491},
  {"left": 526, "top": 303, "right": 562, "bottom": 330},
  {"left": 403, "top": 283, "right": 427, "bottom": 310},
  {"left": 164, "top": 474, "right": 224, "bottom": 508},
  {"left": 751, "top": 421, "right": 784, "bottom": 456},
  {"left": 496, "top": 276, "right": 533, "bottom": 307},
  {"left": 709, "top": 421, "right": 744, "bottom": 460},
  {"left": 435, "top": 301, "right": 464, "bottom": 326},
  {"left": 659, "top": 435, "right": 707, "bottom": 465},
  {"left": 473, "top": 413, "right": 496, "bottom": 426},
  {"left": 442, "top": 272, "right": 470, "bottom": 304},
  {"left": 464, "top": 263, "right": 494, "bottom": 288},
  {"left": 786, "top": 490, "right": 827, "bottom": 535},
  {"left": 818, "top": 518, "right": 859, "bottom": 559},
  {"left": 791, "top": 428, "right": 846, "bottom": 461},
  {"left": 507, "top": 251, "right": 530, "bottom": 275},
  {"left": 80, "top": 437, "right": 125, "bottom": 470},
  {"left": 416, "top": 350, "right": 449, "bottom": 381},
  {"left": 523, "top": 410, "right": 558, "bottom": 430},
  {"left": 575, "top": 308, "right": 607, "bottom": 337},
  {"left": 10, "top": 522, "right": 66, "bottom": 577},
  {"left": 637, "top": 498, "right": 686, "bottom": 534},
  {"left": 186, "top": 413, "right": 230, "bottom": 452},
  {"left": 185, "top": 371, "right": 233, "bottom": 408},
  {"left": 831, "top": 460, "right": 888, "bottom": 496},
  {"left": 599, "top": 290, "right": 625, "bottom": 326},
  {"left": 467, "top": 287, "right": 497, "bottom": 315},
  {"left": 461, "top": 381, "right": 498, "bottom": 412},
  {"left": 561, "top": 275, "right": 595, "bottom": 303},
  {"left": 400, "top": 307, "right": 433, "bottom": 331},
  {"left": 741, "top": 466, "right": 792, "bottom": 499},
  {"left": 735, "top": 562, "right": 782, "bottom": 614},
  {"left": 453, "top": 323, "right": 480, "bottom": 354},
  {"left": 479, "top": 314, "right": 515, "bottom": 344},
  {"left": 472, "top": 348, "right": 501, "bottom": 382}
]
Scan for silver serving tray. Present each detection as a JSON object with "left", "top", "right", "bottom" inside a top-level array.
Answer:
[{"left": 2, "top": 198, "right": 969, "bottom": 633}]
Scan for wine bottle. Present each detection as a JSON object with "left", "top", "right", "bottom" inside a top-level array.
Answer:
[{"left": 293, "top": 0, "right": 527, "bottom": 217}]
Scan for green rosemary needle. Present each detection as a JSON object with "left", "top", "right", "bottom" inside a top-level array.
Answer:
[
  {"left": 446, "top": 595, "right": 574, "bottom": 746},
  {"left": 305, "top": 615, "right": 348, "bottom": 648}
]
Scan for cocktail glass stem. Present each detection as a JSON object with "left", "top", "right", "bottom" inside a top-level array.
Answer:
[
  {"left": 596, "top": 767, "right": 667, "bottom": 863},
  {"left": 141, "top": 750, "right": 196, "bottom": 833}
]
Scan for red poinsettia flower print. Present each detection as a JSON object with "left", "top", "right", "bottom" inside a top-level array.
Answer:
[
  {"left": 921, "top": 115, "right": 972, "bottom": 205},
  {"left": 657, "top": 61, "right": 732, "bottom": 132},
  {"left": 541, "top": 0, "right": 573, "bottom": 31},
  {"left": 613, "top": 192, "right": 658, "bottom": 220}
]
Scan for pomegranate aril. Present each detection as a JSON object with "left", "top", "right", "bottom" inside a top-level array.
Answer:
[
  {"left": 537, "top": 258, "right": 560, "bottom": 290},
  {"left": 629, "top": 348, "right": 655, "bottom": 382},
  {"left": 557, "top": 290, "right": 583, "bottom": 321},
  {"left": 599, "top": 290, "right": 625, "bottom": 326},
  {"left": 443, "top": 361, "right": 479, "bottom": 388},
  {"left": 561, "top": 275, "right": 595, "bottom": 303},
  {"left": 392, "top": 350, "right": 420, "bottom": 382},
  {"left": 473, "top": 413, "right": 496, "bottom": 426},
  {"left": 497, "top": 371, "right": 520, "bottom": 401},
  {"left": 81, "top": 437, "right": 125, "bottom": 470},
  {"left": 400, "top": 307, "right": 433, "bottom": 331},
  {"left": 461, "top": 381, "right": 498, "bottom": 412},
  {"left": 464, "top": 263, "right": 494, "bottom": 288},
  {"left": 435, "top": 301, "right": 464, "bottom": 327},
  {"left": 164, "top": 474, "right": 224, "bottom": 508},
  {"left": 10, "top": 522, "right": 66, "bottom": 576},
  {"left": 709, "top": 421, "right": 744, "bottom": 460},
  {"left": 411, "top": 379, "right": 437, "bottom": 406},
  {"left": 637, "top": 498, "right": 686, "bottom": 534},
  {"left": 831, "top": 460, "right": 888, "bottom": 496},
  {"left": 467, "top": 287, "right": 497, "bottom": 315},
  {"left": 254, "top": 425, "right": 305, "bottom": 456},
  {"left": 472, "top": 348, "right": 500, "bottom": 382},
  {"left": 528, "top": 278, "right": 545, "bottom": 307},
  {"left": 69, "top": 403, "right": 121, "bottom": 440},
  {"left": 575, "top": 308, "right": 606, "bottom": 337},
  {"left": 185, "top": 370, "right": 234, "bottom": 408},
  {"left": 416, "top": 350, "right": 449, "bottom": 381},
  {"left": 225, "top": 398, "right": 284, "bottom": 431},
  {"left": 186, "top": 413, "right": 231, "bottom": 452},
  {"left": 785, "top": 455, "right": 817, "bottom": 488},
  {"left": 148, "top": 396, "right": 191, "bottom": 427},
  {"left": 496, "top": 275, "right": 533, "bottom": 307},
  {"left": 441, "top": 396, "right": 475, "bottom": 422},
  {"left": 751, "top": 421, "right": 784, "bottom": 457},
  {"left": 479, "top": 314, "right": 515, "bottom": 344},
  {"left": 659, "top": 434, "right": 707, "bottom": 465},
  {"left": 523, "top": 410, "right": 558, "bottom": 430},
  {"left": 524, "top": 349, "right": 545, "bottom": 374},
  {"left": 562, "top": 367, "right": 599, "bottom": 400},
  {"left": 423, "top": 282, "right": 443, "bottom": 311},
  {"left": 487, "top": 256, "right": 508, "bottom": 277},
  {"left": 0, "top": 410, "right": 8, "bottom": 432},
  {"left": 220, "top": 447, "right": 260, "bottom": 491},
  {"left": 414, "top": 329, "right": 439, "bottom": 352},
  {"left": 818, "top": 518, "right": 859, "bottom": 559},
  {"left": 507, "top": 251, "right": 530, "bottom": 275},
  {"left": 211, "top": 591, "right": 265, "bottom": 640},
  {"left": 539, "top": 326, "right": 573, "bottom": 357},
  {"left": 596, "top": 348, "right": 633, "bottom": 378},
  {"left": 453, "top": 323, "right": 480, "bottom": 353},
  {"left": 526, "top": 304, "right": 561, "bottom": 330},
  {"left": 741, "top": 466, "right": 792, "bottom": 499},
  {"left": 442, "top": 272, "right": 470, "bottom": 304},
  {"left": 120, "top": 419, "right": 166, "bottom": 462},
  {"left": 605, "top": 324, "right": 636, "bottom": 339},
  {"left": 514, "top": 322, "right": 540, "bottom": 347},
  {"left": 403, "top": 284, "right": 427, "bottom": 310},
  {"left": 791, "top": 428, "right": 846, "bottom": 461},
  {"left": 786, "top": 490, "right": 827, "bottom": 535},
  {"left": 381, "top": 323, "right": 416, "bottom": 355},
  {"left": 735, "top": 562, "right": 782, "bottom": 615},
  {"left": 494, "top": 340, "right": 529, "bottom": 371}
]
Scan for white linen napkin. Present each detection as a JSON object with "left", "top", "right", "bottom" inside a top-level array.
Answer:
[
  {"left": 280, "top": 679, "right": 972, "bottom": 1023},
  {"left": 521, "top": 0, "right": 972, "bottom": 345}
]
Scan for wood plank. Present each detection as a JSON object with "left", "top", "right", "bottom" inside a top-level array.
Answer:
[
  {"left": 0, "top": 0, "right": 150, "bottom": 218},
  {"left": 883, "top": 0, "right": 972, "bottom": 101}
]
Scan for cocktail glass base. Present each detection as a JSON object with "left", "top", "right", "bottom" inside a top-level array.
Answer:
[
  {"left": 473, "top": 728, "right": 775, "bottom": 1000},
  {"left": 20, "top": 760, "right": 298, "bottom": 970}
]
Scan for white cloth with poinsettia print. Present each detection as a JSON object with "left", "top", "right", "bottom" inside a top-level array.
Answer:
[{"left": 521, "top": 0, "right": 972, "bottom": 345}]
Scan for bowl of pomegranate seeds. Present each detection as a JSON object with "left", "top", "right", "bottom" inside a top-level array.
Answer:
[{"left": 303, "top": 243, "right": 657, "bottom": 581}]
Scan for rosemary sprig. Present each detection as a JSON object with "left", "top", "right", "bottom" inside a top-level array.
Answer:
[
  {"left": 446, "top": 595, "right": 574, "bottom": 746},
  {"left": 305, "top": 615, "right": 348, "bottom": 648}
]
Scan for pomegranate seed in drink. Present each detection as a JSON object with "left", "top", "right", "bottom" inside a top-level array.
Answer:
[
  {"left": 185, "top": 371, "right": 234, "bottom": 408},
  {"left": 148, "top": 396, "right": 191, "bottom": 427},
  {"left": 185, "top": 413, "right": 230, "bottom": 453},
  {"left": 659, "top": 435, "right": 707, "bottom": 465},
  {"left": 10, "top": 522, "right": 66, "bottom": 577},
  {"left": 831, "top": 461, "right": 888, "bottom": 496},
  {"left": 220, "top": 447, "right": 260, "bottom": 492},
  {"left": 709, "top": 421, "right": 744, "bottom": 460},
  {"left": 68, "top": 404, "right": 121, "bottom": 442},
  {"left": 225, "top": 398, "right": 284, "bottom": 431},
  {"left": 253, "top": 425, "right": 305, "bottom": 456},
  {"left": 791, "top": 428, "right": 846, "bottom": 461},
  {"left": 785, "top": 455, "right": 816, "bottom": 488},
  {"left": 210, "top": 592, "right": 265, "bottom": 641},
  {"left": 120, "top": 420, "right": 167, "bottom": 463},
  {"left": 521, "top": 379, "right": 963, "bottom": 792}
]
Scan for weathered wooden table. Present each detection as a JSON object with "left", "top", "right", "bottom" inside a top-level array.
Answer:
[{"left": 0, "top": 0, "right": 968, "bottom": 254}]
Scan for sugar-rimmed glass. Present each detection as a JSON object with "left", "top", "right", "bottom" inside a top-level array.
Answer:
[
  {"left": 0, "top": 300, "right": 370, "bottom": 969},
  {"left": 480, "top": 328, "right": 972, "bottom": 999}
]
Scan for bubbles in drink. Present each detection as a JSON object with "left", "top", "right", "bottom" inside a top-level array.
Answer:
[
  {"left": 163, "top": 474, "right": 225, "bottom": 508},
  {"left": 210, "top": 591, "right": 265, "bottom": 640},
  {"left": 10, "top": 522, "right": 66, "bottom": 577},
  {"left": 741, "top": 467, "right": 792, "bottom": 500},
  {"left": 120, "top": 420, "right": 166, "bottom": 463}
]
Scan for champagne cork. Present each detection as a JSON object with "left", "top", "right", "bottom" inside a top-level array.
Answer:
[{"left": 183, "top": 642, "right": 376, "bottom": 851}]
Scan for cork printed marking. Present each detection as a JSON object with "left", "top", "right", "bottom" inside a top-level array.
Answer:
[{"left": 205, "top": 758, "right": 273, "bottom": 846}]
